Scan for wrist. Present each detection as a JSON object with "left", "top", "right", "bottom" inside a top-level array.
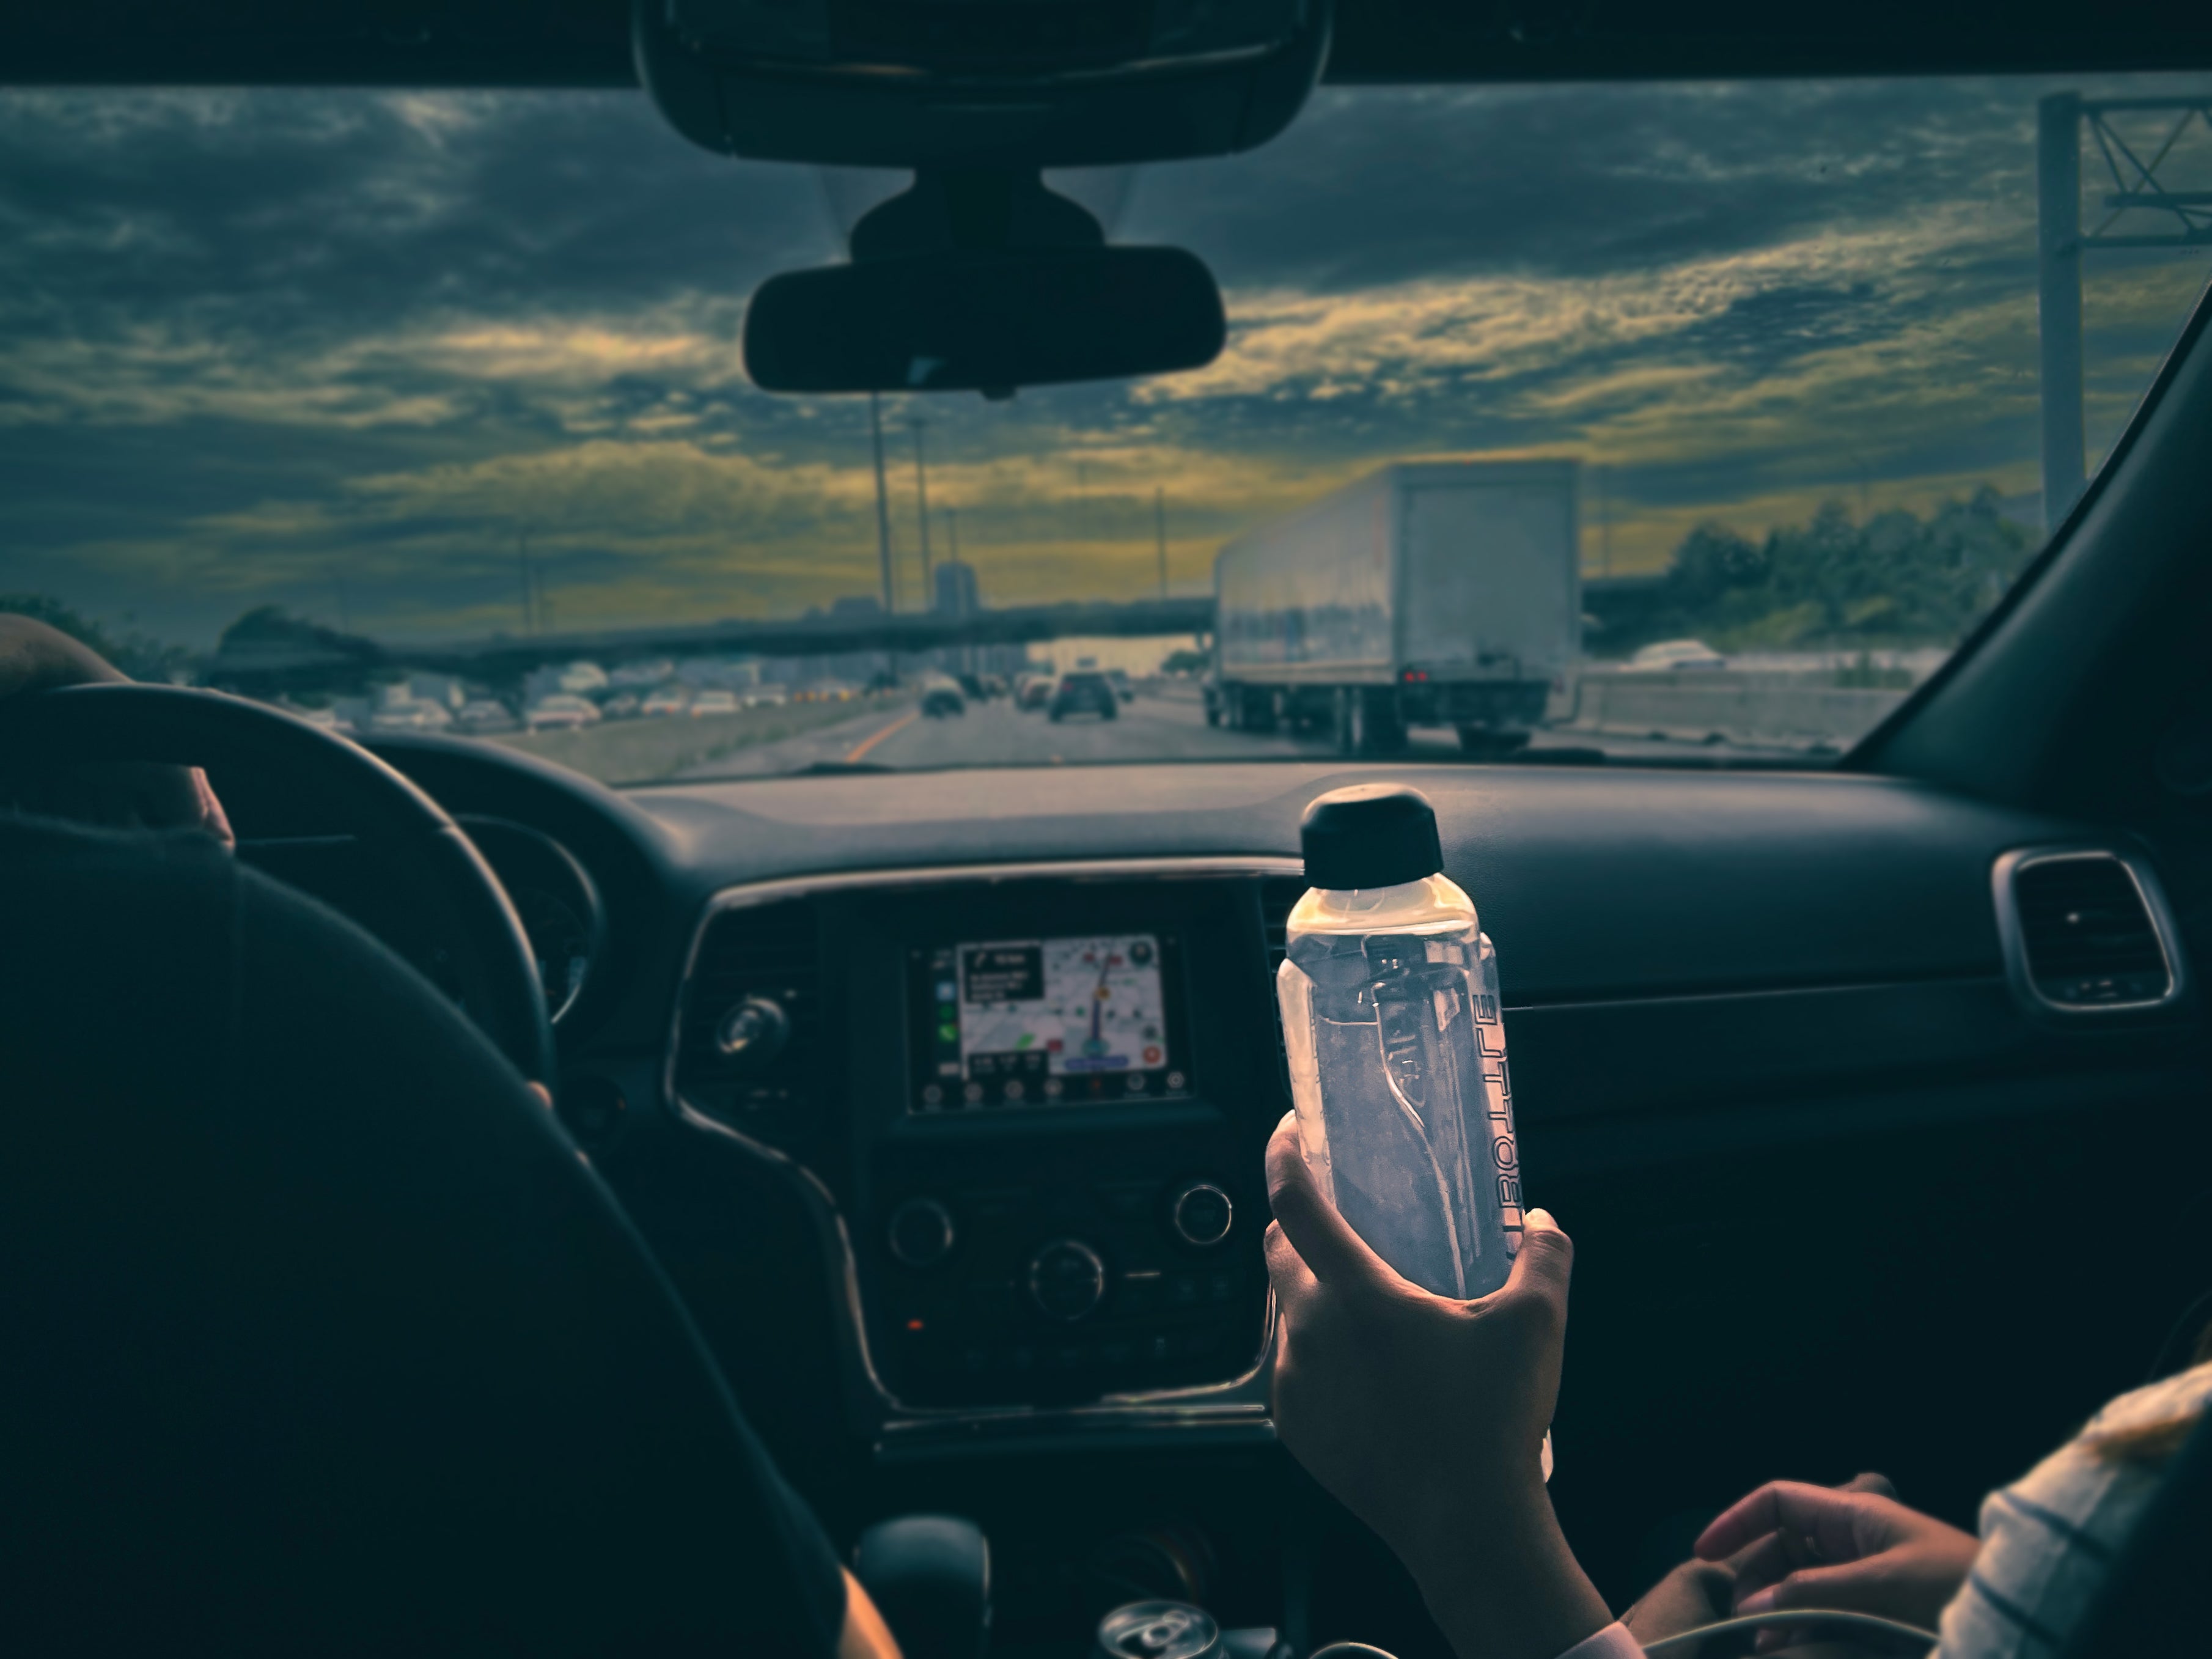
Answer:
[{"left": 1403, "top": 1484, "right": 1612, "bottom": 1659}]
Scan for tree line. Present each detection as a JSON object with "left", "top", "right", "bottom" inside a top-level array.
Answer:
[{"left": 1590, "top": 485, "right": 2038, "bottom": 658}]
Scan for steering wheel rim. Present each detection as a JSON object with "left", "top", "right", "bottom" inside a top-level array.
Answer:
[{"left": 0, "top": 683, "right": 556, "bottom": 1087}]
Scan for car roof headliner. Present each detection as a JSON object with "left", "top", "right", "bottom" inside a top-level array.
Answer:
[{"left": 7, "top": 0, "right": 2211, "bottom": 89}]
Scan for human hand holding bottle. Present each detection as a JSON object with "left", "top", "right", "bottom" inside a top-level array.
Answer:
[{"left": 1264, "top": 1111, "right": 1612, "bottom": 1659}]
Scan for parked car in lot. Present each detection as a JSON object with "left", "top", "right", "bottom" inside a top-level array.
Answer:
[
  {"left": 1626, "top": 638, "right": 1729, "bottom": 671},
  {"left": 743, "top": 687, "right": 788, "bottom": 709},
  {"left": 919, "top": 677, "right": 966, "bottom": 718},
  {"left": 688, "top": 689, "right": 740, "bottom": 716},
  {"left": 640, "top": 686, "right": 689, "bottom": 717},
  {"left": 523, "top": 694, "right": 600, "bottom": 731},
  {"left": 1048, "top": 671, "right": 1119, "bottom": 722}
]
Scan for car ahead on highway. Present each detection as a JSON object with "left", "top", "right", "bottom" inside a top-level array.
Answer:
[
  {"left": 919, "top": 678, "right": 966, "bottom": 718},
  {"left": 1049, "top": 671, "right": 1119, "bottom": 723},
  {"left": 1626, "top": 638, "right": 1729, "bottom": 672},
  {"left": 640, "top": 686, "right": 690, "bottom": 717},
  {"left": 1014, "top": 674, "right": 1055, "bottom": 712},
  {"left": 9, "top": 42, "right": 2212, "bottom": 1659},
  {"left": 1107, "top": 669, "right": 1135, "bottom": 703},
  {"left": 522, "top": 694, "right": 599, "bottom": 731},
  {"left": 688, "top": 689, "right": 740, "bottom": 717},
  {"left": 454, "top": 698, "right": 517, "bottom": 732}
]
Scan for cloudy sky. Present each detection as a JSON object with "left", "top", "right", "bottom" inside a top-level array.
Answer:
[{"left": 1, "top": 75, "right": 2208, "bottom": 647}]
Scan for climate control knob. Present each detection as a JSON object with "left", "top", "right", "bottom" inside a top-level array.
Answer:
[
  {"left": 1027, "top": 1238, "right": 1108, "bottom": 1321},
  {"left": 1170, "top": 1181, "right": 1235, "bottom": 1248},
  {"left": 887, "top": 1198, "right": 957, "bottom": 1268}
]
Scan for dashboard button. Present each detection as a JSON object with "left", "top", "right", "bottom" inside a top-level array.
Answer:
[
  {"left": 1027, "top": 1238, "right": 1108, "bottom": 1321},
  {"left": 887, "top": 1198, "right": 957, "bottom": 1268},
  {"left": 1170, "top": 1182, "right": 1235, "bottom": 1248}
]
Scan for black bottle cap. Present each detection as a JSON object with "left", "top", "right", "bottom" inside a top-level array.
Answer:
[{"left": 1299, "top": 783, "right": 1443, "bottom": 891}]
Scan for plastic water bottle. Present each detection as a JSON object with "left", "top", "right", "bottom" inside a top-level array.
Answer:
[{"left": 1277, "top": 784, "right": 1525, "bottom": 1300}]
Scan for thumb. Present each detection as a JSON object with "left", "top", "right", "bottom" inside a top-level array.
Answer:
[{"left": 1485, "top": 1207, "right": 1573, "bottom": 1315}]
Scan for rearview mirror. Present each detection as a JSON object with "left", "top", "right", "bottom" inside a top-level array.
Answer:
[{"left": 743, "top": 246, "right": 1227, "bottom": 396}]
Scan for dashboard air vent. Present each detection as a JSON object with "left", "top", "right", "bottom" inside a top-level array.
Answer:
[
  {"left": 1999, "top": 850, "right": 2180, "bottom": 1012},
  {"left": 681, "top": 897, "right": 823, "bottom": 1114}
]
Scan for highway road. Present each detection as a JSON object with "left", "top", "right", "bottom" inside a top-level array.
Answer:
[{"left": 671, "top": 688, "right": 1809, "bottom": 781}]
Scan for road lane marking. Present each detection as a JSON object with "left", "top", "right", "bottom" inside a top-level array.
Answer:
[{"left": 843, "top": 711, "right": 917, "bottom": 763}]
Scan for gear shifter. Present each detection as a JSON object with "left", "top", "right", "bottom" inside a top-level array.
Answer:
[{"left": 851, "top": 1515, "right": 991, "bottom": 1659}]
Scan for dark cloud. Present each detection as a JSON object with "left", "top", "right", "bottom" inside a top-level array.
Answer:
[{"left": 0, "top": 76, "right": 2207, "bottom": 645}]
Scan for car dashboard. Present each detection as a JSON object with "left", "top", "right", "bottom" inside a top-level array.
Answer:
[{"left": 237, "top": 737, "right": 2210, "bottom": 1622}]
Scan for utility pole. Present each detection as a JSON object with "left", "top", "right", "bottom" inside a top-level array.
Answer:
[
  {"left": 1593, "top": 465, "right": 1612, "bottom": 579},
  {"left": 2035, "top": 92, "right": 2210, "bottom": 534},
  {"left": 518, "top": 524, "right": 536, "bottom": 635},
  {"left": 1154, "top": 487, "right": 1168, "bottom": 598},
  {"left": 869, "top": 392, "right": 896, "bottom": 612},
  {"left": 911, "top": 418, "right": 933, "bottom": 608},
  {"left": 2038, "top": 92, "right": 2086, "bottom": 535},
  {"left": 946, "top": 506, "right": 960, "bottom": 565}
]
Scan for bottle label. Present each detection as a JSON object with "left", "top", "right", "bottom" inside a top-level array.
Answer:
[{"left": 1473, "top": 955, "right": 1524, "bottom": 1248}]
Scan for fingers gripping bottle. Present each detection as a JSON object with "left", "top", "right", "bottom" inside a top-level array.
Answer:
[{"left": 1277, "top": 784, "right": 1525, "bottom": 1299}]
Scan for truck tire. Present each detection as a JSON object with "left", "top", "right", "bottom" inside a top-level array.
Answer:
[
  {"left": 1336, "top": 688, "right": 1405, "bottom": 756},
  {"left": 1364, "top": 688, "right": 1408, "bottom": 756},
  {"left": 1239, "top": 688, "right": 1278, "bottom": 734}
]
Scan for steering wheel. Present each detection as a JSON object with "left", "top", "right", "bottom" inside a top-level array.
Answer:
[{"left": 0, "top": 683, "right": 556, "bottom": 1086}]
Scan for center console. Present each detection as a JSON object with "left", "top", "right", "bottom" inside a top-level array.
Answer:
[{"left": 668, "top": 858, "right": 1299, "bottom": 1432}]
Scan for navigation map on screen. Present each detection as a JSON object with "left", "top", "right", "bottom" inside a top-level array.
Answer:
[{"left": 909, "top": 933, "right": 1187, "bottom": 1111}]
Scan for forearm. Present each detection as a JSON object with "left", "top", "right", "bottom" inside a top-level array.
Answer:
[{"left": 1405, "top": 1489, "right": 1614, "bottom": 1659}]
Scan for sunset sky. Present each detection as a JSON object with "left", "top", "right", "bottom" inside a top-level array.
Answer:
[{"left": 1, "top": 75, "right": 2208, "bottom": 647}]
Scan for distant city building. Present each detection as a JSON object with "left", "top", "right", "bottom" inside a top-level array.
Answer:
[
  {"left": 829, "top": 594, "right": 884, "bottom": 617},
  {"left": 932, "top": 561, "right": 979, "bottom": 618}
]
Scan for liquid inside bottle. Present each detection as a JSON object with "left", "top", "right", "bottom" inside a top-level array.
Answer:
[{"left": 1277, "top": 875, "right": 1523, "bottom": 1300}]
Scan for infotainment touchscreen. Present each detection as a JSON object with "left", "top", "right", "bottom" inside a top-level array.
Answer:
[{"left": 906, "top": 933, "right": 1191, "bottom": 1111}]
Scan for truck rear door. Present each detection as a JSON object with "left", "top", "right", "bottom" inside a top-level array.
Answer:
[{"left": 1401, "top": 478, "right": 1579, "bottom": 680}]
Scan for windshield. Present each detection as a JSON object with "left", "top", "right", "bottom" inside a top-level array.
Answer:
[{"left": 4, "top": 78, "right": 2209, "bottom": 782}]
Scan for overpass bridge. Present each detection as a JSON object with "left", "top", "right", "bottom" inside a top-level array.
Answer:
[{"left": 202, "top": 574, "right": 1663, "bottom": 695}]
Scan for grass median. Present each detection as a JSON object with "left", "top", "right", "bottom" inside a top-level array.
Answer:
[{"left": 486, "top": 698, "right": 894, "bottom": 785}]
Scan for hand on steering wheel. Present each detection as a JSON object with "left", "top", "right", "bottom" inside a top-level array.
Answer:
[
  {"left": 0, "top": 635, "right": 554, "bottom": 1089},
  {"left": 1, "top": 615, "right": 233, "bottom": 844}
]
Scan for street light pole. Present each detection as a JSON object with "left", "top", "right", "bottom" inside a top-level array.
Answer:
[
  {"left": 869, "top": 392, "right": 895, "bottom": 612},
  {"left": 2038, "top": 92, "right": 2086, "bottom": 534},
  {"left": 911, "top": 418, "right": 933, "bottom": 608},
  {"left": 1154, "top": 487, "right": 1168, "bottom": 599}
]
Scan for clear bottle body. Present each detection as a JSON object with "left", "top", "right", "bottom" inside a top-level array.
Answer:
[{"left": 1276, "top": 874, "right": 1524, "bottom": 1299}]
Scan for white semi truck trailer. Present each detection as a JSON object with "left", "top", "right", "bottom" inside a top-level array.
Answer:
[{"left": 1206, "top": 460, "right": 1581, "bottom": 756}]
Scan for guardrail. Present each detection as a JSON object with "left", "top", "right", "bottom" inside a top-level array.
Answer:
[{"left": 1567, "top": 671, "right": 1911, "bottom": 749}]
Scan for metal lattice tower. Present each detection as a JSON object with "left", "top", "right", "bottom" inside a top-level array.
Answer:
[{"left": 2038, "top": 93, "right": 2212, "bottom": 532}]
